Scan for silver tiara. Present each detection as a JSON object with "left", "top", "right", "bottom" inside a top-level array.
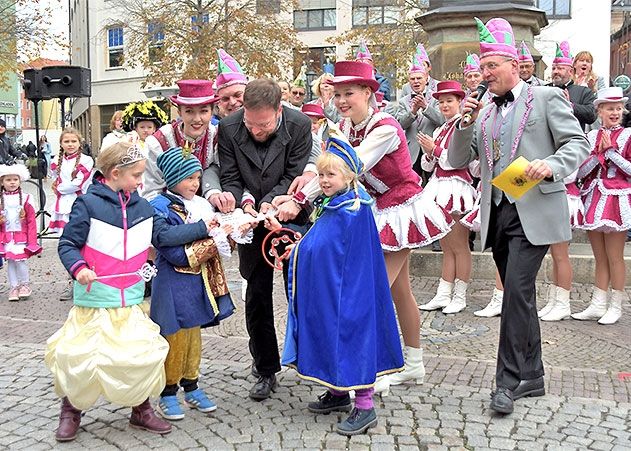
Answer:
[{"left": 119, "top": 144, "right": 146, "bottom": 166}]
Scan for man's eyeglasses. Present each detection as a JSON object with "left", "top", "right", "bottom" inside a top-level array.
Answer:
[
  {"left": 291, "top": 90, "right": 305, "bottom": 96},
  {"left": 243, "top": 115, "right": 277, "bottom": 130},
  {"left": 480, "top": 59, "right": 513, "bottom": 72}
]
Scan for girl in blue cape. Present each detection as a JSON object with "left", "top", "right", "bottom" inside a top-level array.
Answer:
[{"left": 280, "top": 131, "right": 404, "bottom": 436}]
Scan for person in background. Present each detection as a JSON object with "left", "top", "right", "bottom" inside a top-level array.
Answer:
[
  {"left": 289, "top": 74, "right": 307, "bottom": 109},
  {"left": 214, "top": 49, "right": 248, "bottom": 121},
  {"left": 518, "top": 42, "right": 545, "bottom": 86},
  {"left": 400, "top": 43, "right": 439, "bottom": 99},
  {"left": 99, "top": 111, "right": 126, "bottom": 156},
  {"left": 0, "top": 163, "right": 42, "bottom": 301},
  {"left": 549, "top": 41, "right": 597, "bottom": 131},
  {"left": 573, "top": 51, "right": 607, "bottom": 92},
  {"left": 355, "top": 39, "right": 391, "bottom": 101},
  {"left": 386, "top": 51, "right": 444, "bottom": 176},
  {"left": 0, "top": 119, "right": 22, "bottom": 165},
  {"left": 573, "top": 87, "right": 630, "bottom": 325},
  {"left": 418, "top": 81, "right": 476, "bottom": 315},
  {"left": 309, "top": 73, "right": 338, "bottom": 122},
  {"left": 40, "top": 135, "right": 52, "bottom": 177}
]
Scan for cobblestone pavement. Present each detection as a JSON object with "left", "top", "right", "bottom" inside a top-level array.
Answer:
[{"left": 0, "top": 241, "right": 629, "bottom": 450}]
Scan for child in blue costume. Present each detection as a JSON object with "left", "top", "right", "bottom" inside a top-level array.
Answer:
[
  {"left": 280, "top": 131, "right": 404, "bottom": 436},
  {"left": 151, "top": 147, "right": 236, "bottom": 421}
]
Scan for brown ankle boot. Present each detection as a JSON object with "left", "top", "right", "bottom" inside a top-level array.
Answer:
[
  {"left": 130, "top": 399, "right": 172, "bottom": 434},
  {"left": 56, "top": 397, "right": 82, "bottom": 442}
]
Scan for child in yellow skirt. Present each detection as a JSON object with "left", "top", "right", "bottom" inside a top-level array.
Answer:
[{"left": 46, "top": 142, "right": 216, "bottom": 441}]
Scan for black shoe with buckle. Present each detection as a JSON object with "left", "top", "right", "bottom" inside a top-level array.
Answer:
[
  {"left": 307, "top": 391, "right": 352, "bottom": 414},
  {"left": 249, "top": 375, "right": 278, "bottom": 401},
  {"left": 490, "top": 387, "right": 514, "bottom": 414}
]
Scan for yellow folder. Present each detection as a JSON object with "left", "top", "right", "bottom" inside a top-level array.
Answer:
[{"left": 491, "top": 156, "right": 541, "bottom": 199}]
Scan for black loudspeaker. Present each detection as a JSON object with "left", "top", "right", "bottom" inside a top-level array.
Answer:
[
  {"left": 23, "top": 69, "right": 51, "bottom": 101},
  {"left": 40, "top": 66, "right": 91, "bottom": 98},
  {"left": 22, "top": 66, "right": 91, "bottom": 100}
]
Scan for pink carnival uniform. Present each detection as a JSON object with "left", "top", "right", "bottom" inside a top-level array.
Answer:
[
  {"left": 578, "top": 126, "right": 631, "bottom": 232},
  {"left": 49, "top": 153, "right": 94, "bottom": 232},
  {"left": 338, "top": 110, "right": 454, "bottom": 250},
  {"left": 420, "top": 115, "right": 477, "bottom": 216},
  {"left": 0, "top": 192, "right": 40, "bottom": 259}
]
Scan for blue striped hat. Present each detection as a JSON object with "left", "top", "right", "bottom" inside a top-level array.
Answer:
[{"left": 156, "top": 146, "right": 202, "bottom": 189}]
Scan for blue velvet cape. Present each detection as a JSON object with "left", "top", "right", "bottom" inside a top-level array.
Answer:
[{"left": 281, "top": 187, "right": 404, "bottom": 390}]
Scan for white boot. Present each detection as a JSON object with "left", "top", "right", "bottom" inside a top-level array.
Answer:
[
  {"left": 419, "top": 278, "right": 453, "bottom": 311},
  {"left": 537, "top": 284, "right": 558, "bottom": 318},
  {"left": 442, "top": 279, "right": 467, "bottom": 314},
  {"left": 389, "top": 346, "right": 425, "bottom": 386},
  {"left": 571, "top": 286, "right": 607, "bottom": 321},
  {"left": 541, "top": 287, "right": 571, "bottom": 321},
  {"left": 373, "top": 376, "right": 391, "bottom": 397},
  {"left": 474, "top": 287, "right": 503, "bottom": 317},
  {"left": 598, "top": 290, "right": 625, "bottom": 325}
]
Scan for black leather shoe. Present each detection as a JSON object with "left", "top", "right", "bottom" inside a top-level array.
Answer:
[
  {"left": 249, "top": 375, "right": 278, "bottom": 401},
  {"left": 308, "top": 391, "right": 352, "bottom": 414},
  {"left": 490, "top": 387, "right": 514, "bottom": 414},
  {"left": 250, "top": 361, "right": 260, "bottom": 378},
  {"left": 513, "top": 376, "right": 545, "bottom": 400}
]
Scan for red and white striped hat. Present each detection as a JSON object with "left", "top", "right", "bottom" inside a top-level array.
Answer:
[{"left": 593, "top": 87, "right": 628, "bottom": 107}]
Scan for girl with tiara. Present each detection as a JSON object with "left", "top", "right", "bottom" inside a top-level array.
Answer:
[{"left": 46, "top": 141, "right": 216, "bottom": 441}]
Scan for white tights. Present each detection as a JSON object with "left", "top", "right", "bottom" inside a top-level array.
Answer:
[{"left": 7, "top": 260, "right": 29, "bottom": 288}]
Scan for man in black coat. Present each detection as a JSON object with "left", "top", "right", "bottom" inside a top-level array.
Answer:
[
  {"left": 218, "top": 79, "right": 312, "bottom": 400},
  {"left": 0, "top": 119, "right": 22, "bottom": 164},
  {"left": 550, "top": 62, "right": 596, "bottom": 131}
]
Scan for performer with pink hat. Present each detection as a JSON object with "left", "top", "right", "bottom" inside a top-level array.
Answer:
[
  {"left": 143, "top": 79, "right": 222, "bottom": 202},
  {"left": 401, "top": 43, "right": 439, "bottom": 99},
  {"left": 518, "top": 42, "right": 544, "bottom": 86},
  {"left": 215, "top": 49, "right": 248, "bottom": 120},
  {"left": 573, "top": 86, "right": 631, "bottom": 325},
  {"left": 274, "top": 60, "right": 455, "bottom": 398},
  {"left": 449, "top": 17, "right": 590, "bottom": 414},
  {"left": 417, "top": 81, "right": 477, "bottom": 315},
  {"left": 386, "top": 51, "right": 444, "bottom": 170},
  {"left": 354, "top": 39, "right": 392, "bottom": 101},
  {"left": 536, "top": 41, "right": 596, "bottom": 322}
]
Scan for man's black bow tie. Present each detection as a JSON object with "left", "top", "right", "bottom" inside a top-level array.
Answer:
[{"left": 492, "top": 91, "right": 515, "bottom": 107}]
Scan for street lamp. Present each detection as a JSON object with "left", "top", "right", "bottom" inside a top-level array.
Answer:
[{"left": 305, "top": 69, "right": 317, "bottom": 102}]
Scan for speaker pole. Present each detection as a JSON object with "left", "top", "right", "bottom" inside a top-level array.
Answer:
[
  {"left": 32, "top": 99, "right": 47, "bottom": 246},
  {"left": 60, "top": 96, "right": 67, "bottom": 129}
]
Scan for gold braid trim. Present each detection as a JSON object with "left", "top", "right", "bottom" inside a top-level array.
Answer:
[{"left": 201, "top": 261, "right": 219, "bottom": 316}]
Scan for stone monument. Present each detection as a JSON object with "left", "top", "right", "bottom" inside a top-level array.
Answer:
[{"left": 417, "top": 0, "right": 548, "bottom": 83}]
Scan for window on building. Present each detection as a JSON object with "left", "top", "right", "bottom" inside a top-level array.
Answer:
[
  {"left": 191, "top": 13, "right": 210, "bottom": 32},
  {"left": 257, "top": 0, "right": 280, "bottom": 14},
  {"left": 352, "top": 0, "right": 400, "bottom": 27},
  {"left": 26, "top": 118, "right": 31, "bottom": 128},
  {"left": 107, "top": 27, "right": 124, "bottom": 68},
  {"left": 148, "top": 22, "right": 165, "bottom": 63},
  {"left": 536, "top": 0, "right": 571, "bottom": 19},
  {"left": 294, "top": 0, "right": 336, "bottom": 31}
]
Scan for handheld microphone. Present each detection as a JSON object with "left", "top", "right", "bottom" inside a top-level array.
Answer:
[{"left": 462, "top": 81, "right": 488, "bottom": 126}]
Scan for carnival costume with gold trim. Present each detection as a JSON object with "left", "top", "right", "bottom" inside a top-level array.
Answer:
[{"left": 281, "top": 132, "right": 404, "bottom": 390}]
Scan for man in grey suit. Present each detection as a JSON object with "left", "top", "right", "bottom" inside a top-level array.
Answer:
[
  {"left": 448, "top": 17, "right": 590, "bottom": 414},
  {"left": 386, "top": 57, "right": 444, "bottom": 175}
]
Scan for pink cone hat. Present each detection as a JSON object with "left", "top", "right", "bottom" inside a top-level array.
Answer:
[
  {"left": 518, "top": 41, "right": 534, "bottom": 63},
  {"left": 216, "top": 49, "right": 248, "bottom": 91},
  {"left": 476, "top": 17, "right": 518, "bottom": 60},
  {"left": 463, "top": 54, "right": 481, "bottom": 75},
  {"left": 553, "top": 41, "right": 573, "bottom": 66}
]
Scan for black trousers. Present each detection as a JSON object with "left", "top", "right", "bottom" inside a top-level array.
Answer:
[
  {"left": 490, "top": 199, "right": 548, "bottom": 390},
  {"left": 243, "top": 255, "right": 289, "bottom": 377}
]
